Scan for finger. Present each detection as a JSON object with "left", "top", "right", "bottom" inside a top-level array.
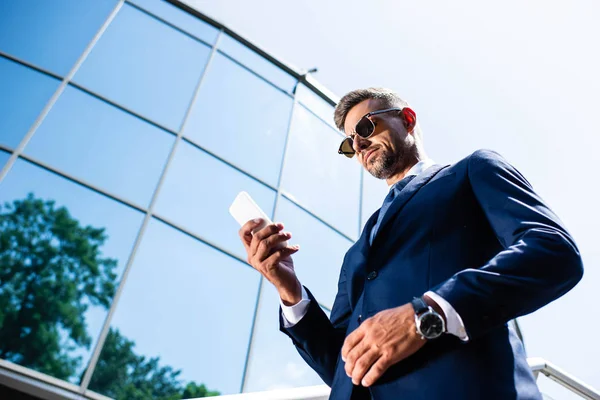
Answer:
[
  {"left": 351, "top": 350, "right": 380, "bottom": 386},
  {"left": 262, "top": 245, "right": 300, "bottom": 270},
  {"left": 344, "top": 339, "right": 369, "bottom": 378},
  {"left": 341, "top": 327, "right": 365, "bottom": 362},
  {"left": 256, "top": 231, "right": 293, "bottom": 262},
  {"left": 250, "top": 223, "right": 283, "bottom": 256},
  {"left": 239, "top": 219, "right": 265, "bottom": 247},
  {"left": 361, "top": 356, "right": 392, "bottom": 387}
]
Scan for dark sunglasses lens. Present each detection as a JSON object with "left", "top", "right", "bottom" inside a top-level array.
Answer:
[
  {"left": 356, "top": 117, "right": 374, "bottom": 138},
  {"left": 338, "top": 137, "right": 355, "bottom": 158}
]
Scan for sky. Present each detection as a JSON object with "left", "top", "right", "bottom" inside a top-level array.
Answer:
[{"left": 181, "top": 0, "right": 600, "bottom": 398}]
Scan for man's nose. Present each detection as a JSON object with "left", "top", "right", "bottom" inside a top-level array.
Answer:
[{"left": 352, "top": 135, "right": 370, "bottom": 154}]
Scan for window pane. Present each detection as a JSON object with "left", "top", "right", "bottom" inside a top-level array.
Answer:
[
  {"left": 25, "top": 86, "right": 175, "bottom": 207},
  {"left": 244, "top": 283, "right": 324, "bottom": 392},
  {"left": 295, "top": 84, "right": 336, "bottom": 129},
  {"left": 154, "top": 141, "right": 276, "bottom": 259},
  {"left": 0, "top": 159, "right": 144, "bottom": 384},
  {"left": 89, "top": 218, "right": 260, "bottom": 397},
  {"left": 275, "top": 198, "right": 352, "bottom": 309},
  {"left": 280, "top": 105, "right": 361, "bottom": 239},
  {"left": 74, "top": 3, "right": 211, "bottom": 131},
  {"left": 0, "top": 57, "right": 60, "bottom": 149},
  {"left": 185, "top": 53, "right": 292, "bottom": 186},
  {"left": 0, "top": 150, "right": 10, "bottom": 169},
  {"left": 0, "top": 0, "right": 117, "bottom": 75},
  {"left": 219, "top": 35, "right": 297, "bottom": 93},
  {"left": 361, "top": 171, "right": 389, "bottom": 229},
  {"left": 129, "top": 0, "right": 219, "bottom": 45}
]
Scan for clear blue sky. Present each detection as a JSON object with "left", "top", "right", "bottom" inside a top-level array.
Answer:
[{"left": 182, "top": 0, "right": 600, "bottom": 397}]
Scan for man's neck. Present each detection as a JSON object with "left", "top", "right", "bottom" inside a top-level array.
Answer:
[{"left": 385, "top": 152, "right": 429, "bottom": 186}]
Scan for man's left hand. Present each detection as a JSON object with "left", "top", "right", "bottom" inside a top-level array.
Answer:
[{"left": 341, "top": 303, "right": 425, "bottom": 387}]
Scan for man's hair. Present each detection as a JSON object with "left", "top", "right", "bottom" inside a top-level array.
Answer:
[{"left": 333, "top": 87, "right": 421, "bottom": 137}]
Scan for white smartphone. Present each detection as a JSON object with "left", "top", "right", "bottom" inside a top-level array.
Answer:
[{"left": 229, "top": 191, "right": 288, "bottom": 247}]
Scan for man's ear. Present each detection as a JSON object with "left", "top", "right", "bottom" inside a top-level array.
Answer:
[{"left": 401, "top": 108, "right": 417, "bottom": 131}]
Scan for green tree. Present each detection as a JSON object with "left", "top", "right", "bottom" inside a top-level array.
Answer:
[
  {"left": 0, "top": 194, "right": 117, "bottom": 379},
  {"left": 0, "top": 194, "right": 219, "bottom": 398},
  {"left": 89, "top": 328, "right": 219, "bottom": 399}
]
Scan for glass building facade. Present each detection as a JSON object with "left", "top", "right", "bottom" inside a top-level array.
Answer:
[{"left": 0, "top": 1, "right": 390, "bottom": 399}]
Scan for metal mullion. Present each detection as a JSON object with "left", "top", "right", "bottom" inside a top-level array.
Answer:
[
  {"left": 9, "top": 152, "right": 147, "bottom": 214},
  {"left": 239, "top": 81, "right": 300, "bottom": 393},
  {"left": 0, "top": 0, "right": 126, "bottom": 186},
  {"left": 68, "top": 81, "right": 178, "bottom": 136},
  {"left": 280, "top": 192, "right": 355, "bottom": 242},
  {"left": 124, "top": 0, "right": 214, "bottom": 49},
  {"left": 78, "top": 28, "right": 225, "bottom": 392},
  {"left": 216, "top": 49, "right": 295, "bottom": 99},
  {"left": 0, "top": 51, "right": 64, "bottom": 81},
  {"left": 180, "top": 136, "right": 278, "bottom": 192}
]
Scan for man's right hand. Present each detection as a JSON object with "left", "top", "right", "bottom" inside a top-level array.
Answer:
[{"left": 239, "top": 219, "right": 302, "bottom": 306}]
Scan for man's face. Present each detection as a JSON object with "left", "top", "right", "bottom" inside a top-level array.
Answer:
[{"left": 343, "top": 99, "right": 412, "bottom": 180}]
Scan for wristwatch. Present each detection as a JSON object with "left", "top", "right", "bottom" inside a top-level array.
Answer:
[{"left": 411, "top": 296, "right": 446, "bottom": 340}]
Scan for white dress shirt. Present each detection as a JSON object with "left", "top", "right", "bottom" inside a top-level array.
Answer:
[{"left": 280, "top": 160, "right": 469, "bottom": 341}]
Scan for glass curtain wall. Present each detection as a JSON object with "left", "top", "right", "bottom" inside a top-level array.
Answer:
[{"left": 0, "top": 0, "right": 382, "bottom": 398}]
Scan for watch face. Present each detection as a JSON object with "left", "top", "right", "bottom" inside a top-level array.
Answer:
[{"left": 420, "top": 313, "right": 444, "bottom": 338}]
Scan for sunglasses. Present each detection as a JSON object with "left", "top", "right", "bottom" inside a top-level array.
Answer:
[{"left": 337, "top": 108, "right": 403, "bottom": 158}]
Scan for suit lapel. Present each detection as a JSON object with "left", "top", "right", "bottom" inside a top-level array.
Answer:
[{"left": 371, "top": 164, "right": 447, "bottom": 247}]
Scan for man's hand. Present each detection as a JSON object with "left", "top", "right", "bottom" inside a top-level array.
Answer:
[
  {"left": 239, "top": 219, "right": 302, "bottom": 305},
  {"left": 341, "top": 303, "right": 426, "bottom": 387}
]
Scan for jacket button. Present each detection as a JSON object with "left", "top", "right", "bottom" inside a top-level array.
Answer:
[
  {"left": 357, "top": 315, "right": 362, "bottom": 323},
  {"left": 367, "top": 271, "right": 378, "bottom": 280}
]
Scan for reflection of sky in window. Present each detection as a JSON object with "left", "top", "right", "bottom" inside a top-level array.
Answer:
[
  {"left": 295, "top": 84, "right": 337, "bottom": 130},
  {"left": 243, "top": 283, "right": 324, "bottom": 392},
  {"left": 0, "top": 0, "right": 118, "bottom": 75},
  {"left": 25, "top": 86, "right": 175, "bottom": 208},
  {"left": 184, "top": 52, "right": 293, "bottom": 187},
  {"left": 154, "top": 141, "right": 277, "bottom": 259},
  {"left": 218, "top": 35, "right": 297, "bottom": 94},
  {"left": 74, "top": 3, "right": 211, "bottom": 131},
  {"left": 103, "top": 218, "right": 260, "bottom": 395},
  {"left": 0, "top": 57, "right": 60, "bottom": 149},
  {"left": 128, "top": 0, "right": 219, "bottom": 45},
  {"left": 0, "top": 151, "right": 9, "bottom": 169},
  {"left": 0, "top": 159, "right": 144, "bottom": 381},
  {"left": 281, "top": 104, "right": 361, "bottom": 239},
  {"left": 275, "top": 197, "right": 352, "bottom": 309}
]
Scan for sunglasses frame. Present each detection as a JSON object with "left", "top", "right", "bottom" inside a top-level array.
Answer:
[{"left": 338, "top": 107, "right": 403, "bottom": 158}]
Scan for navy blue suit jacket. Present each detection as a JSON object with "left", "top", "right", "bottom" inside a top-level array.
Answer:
[{"left": 279, "top": 150, "right": 583, "bottom": 399}]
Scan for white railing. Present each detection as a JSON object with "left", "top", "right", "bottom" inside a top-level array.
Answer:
[{"left": 207, "top": 358, "right": 600, "bottom": 400}]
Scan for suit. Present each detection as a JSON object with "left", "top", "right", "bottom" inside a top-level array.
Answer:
[{"left": 279, "top": 149, "right": 583, "bottom": 399}]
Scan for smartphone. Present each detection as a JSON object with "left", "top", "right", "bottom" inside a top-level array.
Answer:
[{"left": 229, "top": 191, "right": 288, "bottom": 248}]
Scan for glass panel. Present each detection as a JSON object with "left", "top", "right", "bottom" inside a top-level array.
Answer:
[
  {"left": 89, "top": 218, "right": 260, "bottom": 397},
  {"left": 244, "top": 283, "right": 324, "bottom": 392},
  {"left": 218, "top": 35, "right": 297, "bottom": 93},
  {"left": 154, "top": 141, "right": 276, "bottom": 259},
  {"left": 25, "top": 86, "right": 175, "bottom": 207},
  {"left": 295, "top": 84, "right": 336, "bottom": 129},
  {"left": 280, "top": 104, "right": 361, "bottom": 239},
  {"left": 0, "top": 57, "right": 60, "bottom": 149},
  {"left": 184, "top": 53, "right": 292, "bottom": 187},
  {"left": 129, "top": 0, "right": 219, "bottom": 45},
  {"left": 0, "top": 0, "right": 117, "bottom": 75},
  {"left": 0, "top": 159, "right": 144, "bottom": 384},
  {"left": 74, "top": 3, "right": 211, "bottom": 131},
  {"left": 0, "top": 151, "right": 9, "bottom": 169},
  {"left": 361, "top": 170, "right": 389, "bottom": 229},
  {"left": 275, "top": 197, "right": 352, "bottom": 309}
]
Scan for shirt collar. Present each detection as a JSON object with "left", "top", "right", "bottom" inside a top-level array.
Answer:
[{"left": 388, "top": 159, "right": 436, "bottom": 188}]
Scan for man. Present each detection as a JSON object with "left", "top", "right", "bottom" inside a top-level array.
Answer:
[{"left": 239, "top": 88, "right": 583, "bottom": 399}]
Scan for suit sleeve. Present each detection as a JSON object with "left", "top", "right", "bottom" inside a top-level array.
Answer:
[
  {"left": 432, "top": 149, "right": 583, "bottom": 340},
  {"left": 279, "top": 263, "right": 352, "bottom": 386}
]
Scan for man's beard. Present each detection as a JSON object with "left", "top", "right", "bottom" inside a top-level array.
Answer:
[{"left": 367, "top": 148, "right": 402, "bottom": 179}]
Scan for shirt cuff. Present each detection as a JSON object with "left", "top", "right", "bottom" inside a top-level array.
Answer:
[
  {"left": 425, "top": 291, "right": 469, "bottom": 341},
  {"left": 280, "top": 286, "right": 311, "bottom": 328}
]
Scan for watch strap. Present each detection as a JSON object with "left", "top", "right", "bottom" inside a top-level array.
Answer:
[{"left": 411, "top": 296, "right": 429, "bottom": 315}]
